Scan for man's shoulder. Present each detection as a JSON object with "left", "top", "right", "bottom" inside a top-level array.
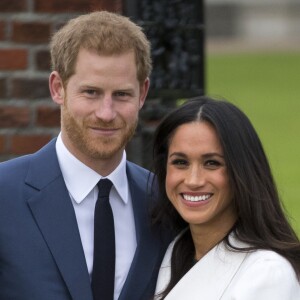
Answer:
[
  {"left": 126, "top": 160, "right": 153, "bottom": 178},
  {"left": 0, "top": 139, "right": 57, "bottom": 182},
  {"left": 0, "top": 154, "right": 31, "bottom": 177}
]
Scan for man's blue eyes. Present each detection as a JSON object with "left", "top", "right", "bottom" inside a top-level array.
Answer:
[
  {"left": 86, "top": 90, "right": 96, "bottom": 95},
  {"left": 83, "top": 90, "right": 130, "bottom": 97}
]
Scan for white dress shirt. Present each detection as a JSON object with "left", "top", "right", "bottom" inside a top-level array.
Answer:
[{"left": 56, "top": 134, "right": 137, "bottom": 300}]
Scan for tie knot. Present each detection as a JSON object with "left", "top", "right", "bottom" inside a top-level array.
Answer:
[{"left": 97, "top": 179, "right": 113, "bottom": 199}]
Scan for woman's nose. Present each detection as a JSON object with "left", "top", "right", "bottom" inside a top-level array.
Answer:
[{"left": 185, "top": 166, "right": 205, "bottom": 187}]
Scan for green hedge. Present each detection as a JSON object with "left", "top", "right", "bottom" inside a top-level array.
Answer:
[{"left": 206, "top": 52, "right": 300, "bottom": 236}]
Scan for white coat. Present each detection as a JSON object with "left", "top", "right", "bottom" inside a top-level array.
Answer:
[{"left": 155, "top": 234, "right": 300, "bottom": 299}]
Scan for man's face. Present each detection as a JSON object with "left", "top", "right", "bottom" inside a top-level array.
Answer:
[{"left": 53, "top": 48, "right": 149, "bottom": 171}]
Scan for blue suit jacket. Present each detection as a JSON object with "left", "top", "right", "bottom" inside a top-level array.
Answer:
[{"left": 0, "top": 139, "right": 172, "bottom": 300}]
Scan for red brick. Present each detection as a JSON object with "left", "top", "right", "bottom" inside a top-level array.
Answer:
[
  {"left": 0, "top": 21, "right": 5, "bottom": 40},
  {"left": 0, "top": 49, "right": 28, "bottom": 70},
  {"left": 0, "top": 135, "right": 5, "bottom": 154},
  {"left": 0, "top": 78, "right": 7, "bottom": 98},
  {"left": 11, "top": 134, "right": 52, "bottom": 155},
  {"left": 11, "top": 78, "right": 49, "bottom": 99},
  {"left": 0, "top": 106, "right": 30, "bottom": 127},
  {"left": 35, "top": 49, "right": 51, "bottom": 71},
  {"left": 12, "top": 22, "right": 51, "bottom": 44},
  {"left": 0, "top": 0, "right": 27, "bottom": 12},
  {"left": 34, "top": 0, "right": 121, "bottom": 13},
  {"left": 36, "top": 106, "right": 60, "bottom": 127}
]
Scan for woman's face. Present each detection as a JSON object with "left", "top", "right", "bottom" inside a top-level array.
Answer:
[{"left": 166, "top": 121, "right": 236, "bottom": 232}]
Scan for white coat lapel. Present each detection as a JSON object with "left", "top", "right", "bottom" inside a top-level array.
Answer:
[{"left": 161, "top": 238, "right": 248, "bottom": 300}]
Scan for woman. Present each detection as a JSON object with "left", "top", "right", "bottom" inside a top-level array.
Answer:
[{"left": 152, "top": 96, "right": 300, "bottom": 299}]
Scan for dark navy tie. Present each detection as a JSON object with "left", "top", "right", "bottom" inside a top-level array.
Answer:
[{"left": 91, "top": 179, "right": 115, "bottom": 300}]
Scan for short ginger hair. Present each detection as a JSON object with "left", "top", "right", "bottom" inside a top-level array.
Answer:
[{"left": 50, "top": 11, "right": 152, "bottom": 85}]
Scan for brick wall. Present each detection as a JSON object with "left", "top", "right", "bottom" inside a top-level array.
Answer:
[{"left": 0, "top": 0, "right": 122, "bottom": 161}]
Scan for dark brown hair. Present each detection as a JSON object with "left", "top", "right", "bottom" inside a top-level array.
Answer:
[{"left": 152, "top": 96, "right": 300, "bottom": 298}]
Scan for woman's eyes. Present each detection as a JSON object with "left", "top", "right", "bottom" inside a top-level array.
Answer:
[
  {"left": 170, "top": 159, "right": 188, "bottom": 167},
  {"left": 204, "top": 160, "right": 222, "bottom": 169},
  {"left": 170, "top": 158, "right": 223, "bottom": 169}
]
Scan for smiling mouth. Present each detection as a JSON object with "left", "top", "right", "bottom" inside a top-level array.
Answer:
[
  {"left": 87, "top": 127, "right": 119, "bottom": 139},
  {"left": 182, "top": 194, "right": 212, "bottom": 202},
  {"left": 90, "top": 126, "right": 119, "bottom": 133}
]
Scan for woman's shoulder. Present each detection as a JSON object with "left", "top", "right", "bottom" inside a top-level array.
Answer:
[
  {"left": 243, "top": 248, "right": 295, "bottom": 273},
  {"left": 225, "top": 248, "right": 300, "bottom": 299},
  {"left": 227, "top": 234, "right": 298, "bottom": 279},
  {"left": 219, "top": 241, "right": 299, "bottom": 299}
]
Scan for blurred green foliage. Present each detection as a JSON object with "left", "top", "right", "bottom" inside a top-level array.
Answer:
[{"left": 206, "top": 52, "right": 300, "bottom": 236}]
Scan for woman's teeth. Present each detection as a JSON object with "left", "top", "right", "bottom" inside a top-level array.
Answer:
[{"left": 183, "top": 194, "right": 211, "bottom": 202}]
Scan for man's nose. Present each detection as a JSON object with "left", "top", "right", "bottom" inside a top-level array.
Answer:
[{"left": 95, "top": 96, "right": 116, "bottom": 122}]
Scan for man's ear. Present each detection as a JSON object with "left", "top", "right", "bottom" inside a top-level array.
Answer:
[
  {"left": 49, "top": 71, "right": 65, "bottom": 105},
  {"left": 139, "top": 77, "right": 150, "bottom": 110}
]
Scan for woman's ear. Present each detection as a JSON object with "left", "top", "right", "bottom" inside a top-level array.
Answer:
[{"left": 49, "top": 71, "right": 65, "bottom": 105}]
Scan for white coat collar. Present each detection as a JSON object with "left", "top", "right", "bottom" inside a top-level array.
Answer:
[{"left": 156, "top": 232, "right": 249, "bottom": 300}]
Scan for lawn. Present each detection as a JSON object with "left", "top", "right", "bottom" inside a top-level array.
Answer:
[{"left": 206, "top": 52, "right": 300, "bottom": 236}]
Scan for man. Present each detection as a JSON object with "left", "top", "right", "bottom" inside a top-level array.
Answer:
[{"left": 0, "top": 11, "right": 172, "bottom": 300}]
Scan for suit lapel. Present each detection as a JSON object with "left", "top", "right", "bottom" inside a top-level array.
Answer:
[
  {"left": 25, "top": 140, "right": 93, "bottom": 300},
  {"left": 119, "top": 163, "right": 163, "bottom": 299}
]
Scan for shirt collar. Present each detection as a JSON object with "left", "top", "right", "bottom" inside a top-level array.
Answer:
[{"left": 55, "top": 133, "right": 128, "bottom": 204}]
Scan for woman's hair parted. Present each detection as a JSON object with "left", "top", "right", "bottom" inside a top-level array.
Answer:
[
  {"left": 152, "top": 96, "right": 300, "bottom": 298},
  {"left": 50, "top": 11, "right": 152, "bottom": 85}
]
